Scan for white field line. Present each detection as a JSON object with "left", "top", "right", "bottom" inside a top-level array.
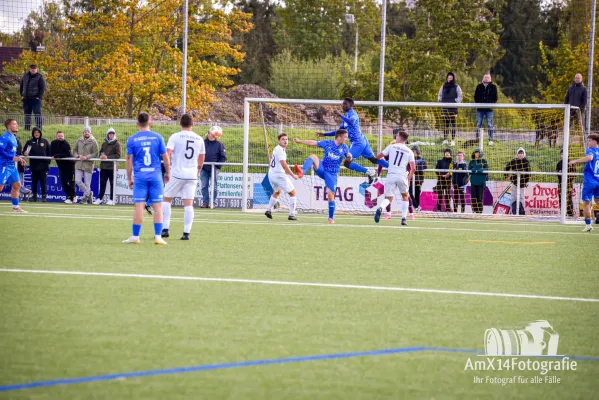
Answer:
[
  {"left": 0, "top": 204, "right": 574, "bottom": 228},
  {"left": 1, "top": 268, "right": 598, "bottom": 303},
  {"left": 0, "top": 211, "right": 592, "bottom": 236}
]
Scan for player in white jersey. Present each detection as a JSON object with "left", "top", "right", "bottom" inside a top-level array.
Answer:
[
  {"left": 161, "top": 114, "right": 205, "bottom": 240},
  {"left": 265, "top": 133, "right": 300, "bottom": 220},
  {"left": 374, "top": 130, "right": 415, "bottom": 226}
]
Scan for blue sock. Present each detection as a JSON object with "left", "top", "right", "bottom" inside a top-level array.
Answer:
[
  {"left": 377, "top": 159, "right": 389, "bottom": 168},
  {"left": 146, "top": 199, "right": 152, "bottom": 207},
  {"left": 154, "top": 222, "right": 163, "bottom": 236},
  {"left": 11, "top": 197, "right": 19, "bottom": 207},
  {"left": 132, "top": 224, "right": 142, "bottom": 237},
  {"left": 348, "top": 162, "right": 368, "bottom": 174},
  {"left": 585, "top": 218, "right": 591, "bottom": 225},
  {"left": 328, "top": 201, "right": 335, "bottom": 220},
  {"left": 302, "top": 158, "right": 314, "bottom": 174}
]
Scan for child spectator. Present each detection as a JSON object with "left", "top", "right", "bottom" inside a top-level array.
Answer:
[
  {"left": 452, "top": 150, "right": 468, "bottom": 213},
  {"left": 556, "top": 148, "right": 576, "bottom": 217},
  {"left": 435, "top": 148, "right": 453, "bottom": 212},
  {"left": 468, "top": 148, "right": 488, "bottom": 214},
  {"left": 410, "top": 145, "right": 427, "bottom": 212},
  {"left": 505, "top": 147, "right": 531, "bottom": 215}
]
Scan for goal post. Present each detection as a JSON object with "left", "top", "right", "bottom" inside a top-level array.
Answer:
[{"left": 242, "top": 98, "right": 584, "bottom": 224}]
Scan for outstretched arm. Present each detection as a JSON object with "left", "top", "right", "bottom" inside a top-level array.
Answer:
[
  {"left": 569, "top": 155, "right": 592, "bottom": 165},
  {"left": 293, "top": 138, "right": 318, "bottom": 146}
]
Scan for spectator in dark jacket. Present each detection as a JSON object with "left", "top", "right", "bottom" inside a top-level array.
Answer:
[
  {"left": 435, "top": 148, "right": 453, "bottom": 212},
  {"left": 94, "top": 128, "right": 122, "bottom": 205},
  {"left": 556, "top": 148, "right": 576, "bottom": 217},
  {"left": 505, "top": 147, "right": 531, "bottom": 215},
  {"left": 15, "top": 137, "right": 33, "bottom": 201},
  {"left": 564, "top": 73, "right": 588, "bottom": 133},
  {"left": 200, "top": 126, "right": 227, "bottom": 208},
  {"left": 23, "top": 127, "right": 50, "bottom": 201},
  {"left": 20, "top": 64, "right": 46, "bottom": 131},
  {"left": 437, "top": 72, "right": 462, "bottom": 146},
  {"left": 474, "top": 73, "right": 498, "bottom": 145},
  {"left": 50, "top": 131, "right": 76, "bottom": 203},
  {"left": 409, "top": 145, "right": 427, "bottom": 211},
  {"left": 468, "top": 148, "right": 488, "bottom": 214},
  {"left": 452, "top": 151, "right": 468, "bottom": 213}
]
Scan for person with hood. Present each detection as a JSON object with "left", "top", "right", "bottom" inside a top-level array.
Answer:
[
  {"left": 452, "top": 151, "right": 468, "bottom": 213},
  {"left": 15, "top": 136, "right": 33, "bottom": 201},
  {"left": 505, "top": 147, "right": 531, "bottom": 215},
  {"left": 73, "top": 126, "right": 99, "bottom": 204},
  {"left": 51, "top": 131, "right": 76, "bottom": 203},
  {"left": 435, "top": 148, "right": 453, "bottom": 212},
  {"left": 20, "top": 64, "right": 46, "bottom": 131},
  {"left": 474, "top": 73, "right": 498, "bottom": 145},
  {"left": 94, "top": 128, "right": 122, "bottom": 205},
  {"left": 468, "top": 148, "right": 489, "bottom": 214},
  {"left": 564, "top": 73, "right": 588, "bottom": 132},
  {"left": 23, "top": 127, "right": 50, "bottom": 202},
  {"left": 437, "top": 72, "right": 463, "bottom": 146},
  {"left": 409, "top": 145, "right": 427, "bottom": 211}
]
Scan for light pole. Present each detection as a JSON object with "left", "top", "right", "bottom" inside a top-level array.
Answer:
[
  {"left": 345, "top": 14, "right": 358, "bottom": 76},
  {"left": 377, "top": 0, "right": 388, "bottom": 152},
  {"left": 586, "top": 0, "right": 596, "bottom": 135},
  {"left": 181, "top": 0, "right": 189, "bottom": 114}
]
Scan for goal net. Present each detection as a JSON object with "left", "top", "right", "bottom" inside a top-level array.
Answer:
[{"left": 241, "top": 99, "right": 586, "bottom": 223}]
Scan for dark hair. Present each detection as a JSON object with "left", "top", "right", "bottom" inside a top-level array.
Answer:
[
  {"left": 180, "top": 113, "right": 193, "bottom": 128},
  {"left": 396, "top": 130, "right": 409, "bottom": 142},
  {"left": 343, "top": 97, "right": 354, "bottom": 106},
  {"left": 335, "top": 129, "right": 348, "bottom": 138},
  {"left": 588, "top": 134, "right": 599, "bottom": 143},
  {"left": 56, "top": 131, "right": 64, "bottom": 135},
  {"left": 4, "top": 119, "right": 15, "bottom": 129},
  {"left": 278, "top": 133, "right": 287, "bottom": 140},
  {"left": 137, "top": 112, "right": 150, "bottom": 126}
]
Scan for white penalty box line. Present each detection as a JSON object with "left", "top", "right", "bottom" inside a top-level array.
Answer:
[{"left": 1, "top": 269, "right": 598, "bottom": 303}]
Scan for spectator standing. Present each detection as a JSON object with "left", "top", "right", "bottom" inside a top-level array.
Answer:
[
  {"left": 474, "top": 73, "right": 498, "bottom": 145},
  {"left": 468, "top": 148, "right": 488, "bottom": 214},
  {"left": 23, "top": 127, "right": 50, "bottom": 202},
  {"left": 94, "top": 128, "right": 122, "bottom": 205},
  {"left": 452, "top": 150, "right": 468, "bottom": 213},
  {"left": 73, "top": 126, "right": 98, "bottom": 204},
  {"left": 409, "top": 145, "right": 427, "bottom": 212},
  {"left": 15, "top": 136, "right": 32, "bottom": 201},
  {"left": 435, "top": 148, "right": 453, "bottom": 212},
  {"left": 505, "top": 147, "right": 531, "bottom": 215},
  {"left": 200, "top": 125, "right": 227, "bottom": 208},
  {"left": 50, "top": 131, "right": 76, "bottom": 203},
  {"left": 437, "top": 72, "right": 462, "bottom": 146},
  {"left": 556, "top": 148, "right": 576, "bottom": 217},
  {"left": 20, "top": 64, "right": 46, "bottom": 131},
  {"left": 564, "top": 73, "right": 588, "bottom": 132}
]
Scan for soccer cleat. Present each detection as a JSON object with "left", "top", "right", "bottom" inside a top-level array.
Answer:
[
  {"left": 401, "top": 218, "right": 408, "bottom": 226},
  {"left": 145, "top": 204, "right": 153, "bottom": 215},
  {"left": 288, "top": 215, "right": 297, "bottom": 221},
  {"left": 450, "top": 140, "right": 456, "bottom": 146},
  {"left": 161, "top": 229, "right": 170, "bottom": 238},
  {"left": 155, "top": 237, "right": 167, "bottom": 245},
  {"left": 122, "top": 236, "right": 141, "bottom": 244},
  {"left": 374, "top": 207, "right": 382, "bottom": 223},
  {"left": 384, "top": 214, "right": 392, "bottom": 220},
  {"left": 87, "top": 194, "right": 94, "bottom": 204},
  {"left": 366, "top": 169, "right": 378, "bottom": 184},
  {"left": 582, "top": 225, "right": 593, "bottom": 232},
  {"left": 416, "top": 206, "right": 422, "bottom": 212},
  {"left": 29, "top": 197, "right": 37, "bottom": 202},
  {"left": 489, "top": 140, "right": 494, "bottom": 146},
  {"left": 294, "top": 164, "right": 304, "bottom": 179},
  {"left": 409, "top": 213, "right": 415, "bottom": 220},
  {"left": 93, "top": 198, "right": 103, "bottom": 205},
  {"left": 105, "top": 200, "right": 115, "bottom": 206},
  {"left": 41, "top": 196, "right": 47, "bottom": 202},
  {"left": 64, "top": 199, "right": 73, "bottom": 204},
  {"left": 265, "top": 210, "right": 272, "bottom": 219},
  {"left": 73, "top": 196, "right": 79, "bottom": 204},
  {"left": 12, "top": 207, "right": 27, "bottom": 214},
  {"left": 328, "top": 218, "right": 335, "bottom": 224},
  {"left": 181, "top": 233, "right": 190, "bottom": 240}
]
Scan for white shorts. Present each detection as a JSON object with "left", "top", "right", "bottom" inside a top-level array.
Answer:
[
  {"left": 164, "top": 177, "right": 197, "bottom": 199},
  {"left": 384, "top": 174, "right": 409, "bottom": 196},
  {"left": 269, "top": 174, "right": 295, "bottom": 194}
]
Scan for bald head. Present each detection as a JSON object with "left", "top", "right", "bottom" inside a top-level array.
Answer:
[
  {"left": 575, "top": 74, "right": 583, "bottom": 84},
  {"left": 483, "top": 73, "right": 492, "bottom": 84}
]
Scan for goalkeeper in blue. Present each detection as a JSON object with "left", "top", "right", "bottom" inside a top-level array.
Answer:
[
  {"left": 0, "top": 119, "right": 27, "bottom": 213},
  {"left": 123, "top": 113, "right": 171, "bottom": 244},
  {"left": 293, "top": 129, "right": 351, "bottom": 224},
  {"left": 568, "top": 133, "right": 599, "bottom": 232},
  {"left": 316, "top": 98, "right": 388, "bottom": 182}
]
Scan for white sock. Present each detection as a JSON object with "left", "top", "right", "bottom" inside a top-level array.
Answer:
[
  {"left": 184, "top": 206, "right": 194, "bottom": 234},
  {"left": 267, "top": 196, "right": 277, "bottom": 211},
  {"left": 401, "top": 200, "right": 409, "bottom": 219},
  {"left": 289, "top": 196, "right": 297, "bottom": 216},
  {"left": 162, "top": 202, "right": 171, "bottom": 229},
  {"left": 155, "top": 234, "right": 162, "bottom": 240},
  {"left": 379, "top": 198, "right": 390, "bottom": 210}
]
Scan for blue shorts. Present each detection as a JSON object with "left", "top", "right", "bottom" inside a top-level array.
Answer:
[
  {"left": 315, "top": 163, "right": 338, "bottom": 193},
  {"left": 133, "top": 179, "right": 164, "bottom": 203},
  {"left": 581, "top": 180, "right": 599, "bottom": 202},
  {"left": 0, "top": 165, "right": 20, "bottom": 187},
  {"left": 349, "top": 140, "right": 375, "bottom": 160}
]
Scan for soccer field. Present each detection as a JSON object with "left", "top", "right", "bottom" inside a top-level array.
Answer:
[{"left": 0, "top": 204, "right": 598, "bottom": 399}]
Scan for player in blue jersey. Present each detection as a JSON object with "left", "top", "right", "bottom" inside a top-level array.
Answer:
[
  {"left": 569, "top": 133, "right": 599, "bottom": 232},
  {"left": 0, "top": 119, "right": 27, "bottom": 213},
  {"left": 293, "top": 129, "right": 351, "bottom": 224},
  {"left": 122, "top": 113, "right": 171, "bottom": 244},
  {"left": 316, "top": 98, "right": 388, "bottom": 182}
]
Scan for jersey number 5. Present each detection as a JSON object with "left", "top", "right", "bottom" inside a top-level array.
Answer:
[
  {"left": 185, "top": 140, "right": 195, "bottom": 160},
  {"left": 143, "top": 147, "right": 151, "bottom": 166}
]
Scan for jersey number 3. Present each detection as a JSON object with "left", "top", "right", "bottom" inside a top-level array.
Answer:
[{"left": 143, "top": 147, "right": 151, "bottom": 166}]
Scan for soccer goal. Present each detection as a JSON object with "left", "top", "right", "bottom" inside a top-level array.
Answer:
[{"left": 241, "top": 99, "right": 586, "bottom": 224}]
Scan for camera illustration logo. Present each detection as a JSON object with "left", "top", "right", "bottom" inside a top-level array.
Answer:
[{"left": 484, "top": 320, "right": 560, "bottom": 356}]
